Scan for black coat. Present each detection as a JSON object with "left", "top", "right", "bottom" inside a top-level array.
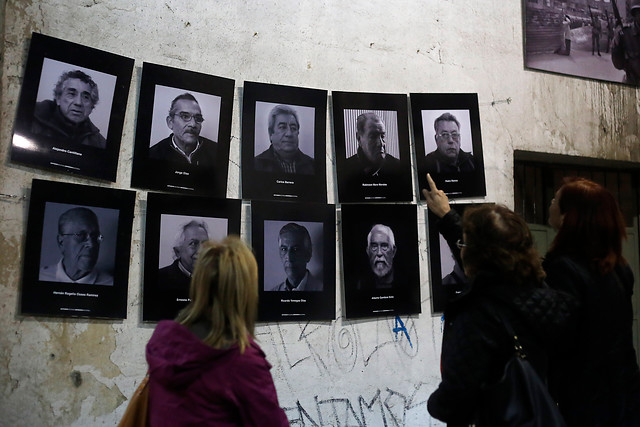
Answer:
[
  {"left": 544, "top": 255, "right": 640, "bottom": 426},
  {"left": 427, "top": 272, "right": 575, "bottom": 426}
]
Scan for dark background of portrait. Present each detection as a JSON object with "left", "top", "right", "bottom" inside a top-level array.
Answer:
[
  {"left": 340, "top": 203, "right": 421, "bottom": 319},
  {"left": 262, "top": 219, "right": 324, "bottom": 291},
  {"left": 241, "top": 81, "right": 328, "bottom": 203},
  {"left": 10, "top": 33, "right": 134, "bottom": 182},
  {"left": 36, "top": 58, "right": 116, "bottom": 140},
  {"left": 342, "top": 109, "right": 400, "bottom": 159},
  {"left": 39, "top": 202, "right": 120, "bottom": 279},
  {"left": 149, "top": 84, "right": 221, "bottom": 148},
  {"left": 251, "top": 200, "right": 336, "bottom": 321},
  {"left": 142, "top": 192, "right": 241, "bottom": 322},
  {"left": 411, "top": 92, "right": 486, "bottom": 199},
  {"left": 254, "top": 101, "right": 315, "bottom": 158},
  {"left": 158, "top": 214, "right": 228, "bottom": 268},
  {"left": 131, "top": 62, "right": 234, "bottom": 198},
  {"left": 332, "top": 91, "right": 413, "bottom": 203},
  {"left": 21, "top": 179, "right": 135, "bottom": 319}
]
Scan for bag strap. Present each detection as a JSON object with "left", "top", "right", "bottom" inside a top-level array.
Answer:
[{"left": 491, "top": 305, "right": 527, "bottom": 360}]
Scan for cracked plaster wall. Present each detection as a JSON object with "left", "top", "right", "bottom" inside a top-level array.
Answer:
[{"left": 0, "top": 1, "right": 638, "bottom": 426}]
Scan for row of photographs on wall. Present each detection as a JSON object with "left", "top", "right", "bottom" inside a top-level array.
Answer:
[
  {"left": 10, "top": 33, "right": 486, "bottom": 202},
  {"left": 20, "top": 179, "right": 473, "bottom": 321}
]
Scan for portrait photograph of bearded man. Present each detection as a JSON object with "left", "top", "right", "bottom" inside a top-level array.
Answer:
[{"left": 340, "top": 203, "right": 421, "bottom": 319}]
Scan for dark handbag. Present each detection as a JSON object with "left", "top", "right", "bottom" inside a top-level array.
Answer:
[
  {"left": 117, "top": 374, "right": 149, "bottom": 427},
  {"left": 477, "top": 313, "right": 567, "bottom": 427}
]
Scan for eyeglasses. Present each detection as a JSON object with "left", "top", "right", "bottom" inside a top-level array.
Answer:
[
  {"left": 60, "top": 231, "right": 103, "bottom": 243},
  {"left": 456, "top": 239, "right": 469, "bottom": 249},
  {"left": 436, "top": 132, "right": 461, "bottom": 141},
  {"left": 369, "top": 243, "right": 391, "bottom": 253},
  {"left": 173, "top": 112, "right": 205, "bottom": 123}
]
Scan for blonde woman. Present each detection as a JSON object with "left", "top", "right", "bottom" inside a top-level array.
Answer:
[{"left": 145, "top": 236, "right": 289, "bottom": 426}]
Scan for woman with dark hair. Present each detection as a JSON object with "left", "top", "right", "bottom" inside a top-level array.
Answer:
[
  {"left": 544, "top": 178, "right": 640, "bottom": 426},
  {"left": 145, "top": 236, "right": 289, "bottom": 426},
  {"left": 424, "top": 174, "right": 573, "bottom": 425}
]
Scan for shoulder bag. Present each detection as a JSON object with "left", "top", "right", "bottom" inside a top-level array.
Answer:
[
  {"left": 117, "top": 374, "right": 149, "bottom": 427},
  {"left": 477, "top": 311, "right": 567, "bottom": 427}
]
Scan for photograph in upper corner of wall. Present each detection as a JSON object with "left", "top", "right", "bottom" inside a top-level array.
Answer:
[
  {"left": 142, "top": 192, "right": 241, "bottom": 322},
  {"left": 410, "top": 93, "right": 486, "bottom": 199},
  {"left": 523, "top": 0, "right": 637, "bottom": 86},
  {"left": 130, "top": 63, "right": 235, "bottom": 197},
  {"left": 10, "top": 32, "right": 134, "bottom": 182},
  {"left": 241, "top": 81, "right": 328, "bottom": 203},
  {"left": 340, "top": 203, "right": 421, "bottom": 319},
  {"left": 251, "top": 200, "right": 336, "bottom": 321},
  {"left": 331, "top": 91, "right": 413, "bottom": 203},
  {"left": 21, "top": 179, "right": 135, "bottom": 319}
]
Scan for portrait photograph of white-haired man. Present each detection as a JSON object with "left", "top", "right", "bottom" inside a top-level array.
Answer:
[
  {"left": 156, "top": 214, "right": 228, "bottom": 291},
  {"left": 38, "top": 202, "right": 118, "bottom": 286},
  {"left": 340, "top": 203, "right": 421, "bottom": 319}
]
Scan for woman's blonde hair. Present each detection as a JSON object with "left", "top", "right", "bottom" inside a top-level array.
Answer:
[{"left": 175, "top": 236, "right": 258, "bottom": 353}]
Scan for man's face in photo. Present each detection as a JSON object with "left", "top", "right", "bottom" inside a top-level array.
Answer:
[
  {"left": 435, "top": 120, "right": 461, "bottom": 162},
  {"left": 358, "top": 116, "right": 387, "bottom": 164},
  {"left": 167, "top": 99, "right": 203, "bottom": 150},
  {"left": 174, "top": 224, "right": 208, "bottom": 274},
  {"left": 367, "top": 229, "right": 396, "bottom": 278},
  {"left": 279, "top": 230, "right": 311, "bottom": 282},
  {"left": 55, "top": 78, "right": 94, "bottom": 124},
  {"left": 270, "top": 113, "right": 300, "bottom": 157},
  {"left": 57, "top": 214, "right": 101, "bottom": 278}
]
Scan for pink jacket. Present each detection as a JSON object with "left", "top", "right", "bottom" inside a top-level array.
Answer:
[{"left": 146, "top": 320, "right": 289, "bottom": 426}]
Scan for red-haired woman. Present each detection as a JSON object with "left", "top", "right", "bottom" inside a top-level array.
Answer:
[{"left": 544, "top": 178, "right": 640, "bottom": 426}]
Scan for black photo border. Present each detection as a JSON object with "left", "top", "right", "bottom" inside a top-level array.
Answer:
[
  {"left": 427, "top": 203, "right": 492, "bottom": 313},
  {"left": 142, "top": 192, "right": 241, "bottom": 322},
  {"left": 340, "top": 203, "right": 421, "bottom": 319},
  {"left": 20, "top": 179, "right": 135, "bottom": 319},
  {"left": 10, "top": 32, "right": 134, "bottom": 182},
  {"left": 241, "top": 81, "right": 328, "bottom": 203},
  {"left": 332, "top": 91, "right": 413, "bottom": 203},
  {"left": 411, "top": 93, "right": 486, "bottom": 199},
  {"left": 131, "top": 62, "right": 235, "bottom": 197},
  {"left": 251, "top": 200, "right": 336, "bottom": 321}
]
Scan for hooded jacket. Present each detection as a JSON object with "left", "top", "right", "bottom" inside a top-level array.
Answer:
[{"left": 145, "top": 320, "right": 289, "bottom": 426}]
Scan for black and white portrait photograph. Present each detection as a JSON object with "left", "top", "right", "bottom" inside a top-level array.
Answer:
[
  {"left": 39, "top": 202, "right": 119, "bottom": 286},
  {"left": 131, "top": 62, "right": 234, "bottom": 197},
  {"left": 427, "top": 204, "right": 490, "bottom": 313},
  {"left": 251, "top": 200, "right": 336, "bottom": 321},
  {"left": 21, "top": 179, "right": 135, "bottom": 319},
  {"left": 523, "top": 0, "right": 638, "bottom": 86},
  {"left": 340, "top": 203, "right": 421, "bottom": 319},
  {"left": 411, "top": 93, "right": 486, "bottom": 199},
  {"left": 332, "top": 91, "right": 413, "bottom": 203},
  {"left": 143, "top": 192, "right": 241, "bottom": 321},
  {"left": 10, "top": 32, "right": 134, "bottom": 182},
  {"left": 241, "top": 81, "right": 328, "bottom": 203}
]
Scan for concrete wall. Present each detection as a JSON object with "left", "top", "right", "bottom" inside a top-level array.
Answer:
[{"left": 0, "top": 1, "right": 638, "bottom": 426}]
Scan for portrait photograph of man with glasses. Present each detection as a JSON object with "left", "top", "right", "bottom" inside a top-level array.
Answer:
[
  {"left": 131, "top": 63, "right": 234, "bottom": 197},
  {"left": 38, "top": 202, "right": 119, "bottom": 286},
  {"left": 411, "top": 93, "right": 486, "bottom": 199}
]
